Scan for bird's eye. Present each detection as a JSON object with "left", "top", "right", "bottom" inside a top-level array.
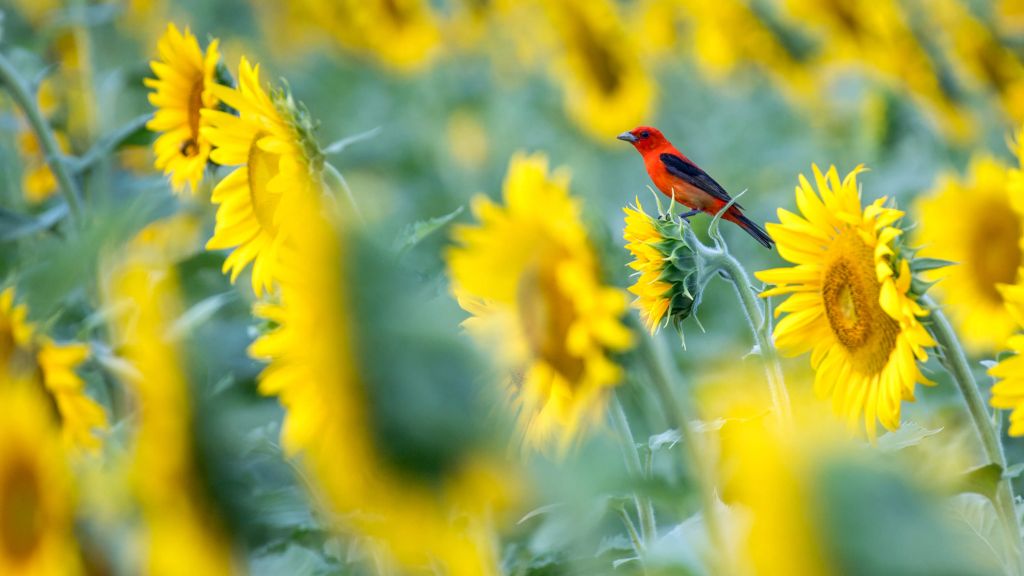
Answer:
[{"left": 640, "top": 131, "right": 650, "bottom": 138}]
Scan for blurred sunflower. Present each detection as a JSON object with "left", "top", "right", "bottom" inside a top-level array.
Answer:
[
  {"left": 0, "top": 288, "right": 107, "bottom": 453},
  {"left": 989, "top": 285, "right": 1024, "bottom": 436},
  {"left": 144, "top": 23, "right": 221, "bottom": 193},
  {"left": 755, "top": 165, "right": 935, "bottom": 439},
  {"left": 447, "top": 153, "right": 634, "bottom": 451},
  {"left": 104, "top": 217, "right": 237, "bottom": 575},
  {"left": 543, "top": 0, "right": 654, "bottom": 140},
  {"left": 0, "top": 382, "right": 81, "bottom": 576},
  {"left": 914, "top": 156, "right": 1023, "bottom": 353},
  {"left": 250, "top": 192, "right": 508, "bottom": 576},
  {"left": 17, "top": 129, "right": 71, "bottom": 203},
  {"left": 202, "top": 56, "right": 322, "bottom": 296},
  {"left": 296, "top": 0, "right": 441, "bottom": 72},
  {"left": 622, "top": 198, "right": 699, "bottom": 334}
]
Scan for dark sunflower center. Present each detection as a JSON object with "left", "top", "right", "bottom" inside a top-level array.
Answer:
[
  {"left": 381, "top": 0, "right": 408, "bottom": 25},
  {"left": 969, "top": 201, "right": 1021, "bottom": 303},
  {"left": 181, "top": 78, "right": 205, "bottom": 158},
  {"left": 821, "top": 233, "right": 899, "bottom": 375},
  {"left": 517, "top": 260, "right": 585, "bottom": 383},
  {"left": 0, "top": 455, "right": 43, "bottom": 563},
  {"left": 247, "top": 137, "right": 283, "bottom": 235},
  {"left": 566, "top": 11, "right": 623, "bottom": 96}
]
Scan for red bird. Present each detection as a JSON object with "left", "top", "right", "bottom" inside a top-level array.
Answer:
[{"left": 618, "top": 126, "right": 774, "bottom": 249}]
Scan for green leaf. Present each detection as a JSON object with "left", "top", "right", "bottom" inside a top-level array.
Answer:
[
  {"left": 946, "top": 493, "right": 1013, "bottom": 575},
  {"left": 167, "top": 291, "right": 236, "bottom": 340},
  {"left": 957, "top": 463, "right": 1003, "bottom": 500},
  {"left": 394, "top": 206, "right": 464, "bottom": 253},
  {"left": 877, "top": 422, "right": 943, "bottom": 452},
  {"left": 910, "top": 257, "right": 957, "bottom": 273},
  {"left": 648, "top": 429, "right": 681, "bottom": 451}
]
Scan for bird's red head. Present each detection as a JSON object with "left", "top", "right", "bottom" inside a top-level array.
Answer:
[{"left": 616, "top": 126, "right": 668, "bottom": 153}]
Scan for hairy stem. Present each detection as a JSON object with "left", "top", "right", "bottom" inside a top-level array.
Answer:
[
  {"left": 635, "top": 327, "right": 726, "bottom": 571},
  {"left": 690, "top": 231, "right": 792, "bottom": 428},
  {"left": 0, "top": 52, "right": 83, "bottom": 226},
  {"left": 611, "top": 395, "right": 657, "bottom": 546},
  {"left": 924, "top": 295, "right": 1024, "bottom": 573}
]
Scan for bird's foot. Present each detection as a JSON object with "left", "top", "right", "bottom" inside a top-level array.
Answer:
[{"left": 677, "top": 209, "right": 701, "bottom": 222}]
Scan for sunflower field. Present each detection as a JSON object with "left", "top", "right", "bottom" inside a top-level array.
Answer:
[{"left": 10, "top": 0, "right": 1024, "bottom": 574}]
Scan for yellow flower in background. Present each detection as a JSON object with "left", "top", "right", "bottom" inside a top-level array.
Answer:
[
  {"left": 544, "top": 0, "right": 654, "bottom": 141},
  {"left": 682, "top": 0, "right": 812, "bottom": 97},
  {"left": 781, "top": 0, "right": 971, "bottom": 140},
  {"left": 296, "top": 0, "right": 442, "bottom": 73},
  {"left": 447, "top": 109, "right": 490, "bottom": 170},
  {"left": 145, "top": 23, "right": 221, "bottom": 193},
  {"left": 250, "top": 191, "right": 508, "bottom": 576},
  {"left": 756, "top": 165, "right": 935, "bottom": 439},
  {"left": 0, "top": 382, "right": 82, "bottom": 576},
  {"left": 447, "top": 153, "right": 634, "bottom": 452},
  {"left": 914, "top": 156, "right": 1023, "bottom": 353},
  {"left": 104, "top": 216, "right": 237, "bottom": 576},
  {"left": 0, "top": 289, "right": 107, "bottom": 453},
  {"left": 202, "top": 56, "right": 321, "bottom": 296},
  {"left": 622, "top": 198, "right": 699, "bottom": 334},
  {"left": 16, "top": 129, "right": 71, "bottom": 204}
]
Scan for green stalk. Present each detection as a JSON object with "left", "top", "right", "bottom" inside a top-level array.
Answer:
[
  {"left": 923, "top": 295, "right": 1024, "bottom": 573},
  {"left": 611, "top": 395, "right": 657, "bottom": 546},
  {"left": 635, "top": 328, "right": 726, "bottom": 572},
  {"left": 688, "top": 230, "right": 792, "bottom": 427},
  {"left": 0, "top": 52, "right": 83, "bottom": 226}
]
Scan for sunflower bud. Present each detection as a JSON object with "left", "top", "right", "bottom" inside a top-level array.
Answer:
[{"left": 623, "top": 198, "right": 701, "bottom": 334}]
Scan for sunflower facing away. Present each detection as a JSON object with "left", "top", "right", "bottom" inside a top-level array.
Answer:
[
  {"left": 145, "top": 23, "right": 221, "bottom": 193},
  {"left": 755, "top": 165, "right": 935, "bottom": 439},
  {"left": 447, "top": 153, "right": 634, "bottom": 452},
  {"left": 202, "top": 56, "right": 321, "bottom": 296},
  {"left": 914, "top": 156, "right": 1024, "bottom": 353},
  {"left": 622, "top": 197, "right": 700, "bottom": 334},
  {"left": 249, "top": 191, "right": 506, "bottom": 576},
  {"left": 0, "top": 288, "right": 107, "bottom": 453},
  {"left": 0, "top": 382, "right": 81, "bottom": 576}
]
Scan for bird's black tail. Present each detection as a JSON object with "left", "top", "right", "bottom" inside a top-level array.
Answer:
[{"left": 733, "top": 214, "right": 774, "bottom": 249}]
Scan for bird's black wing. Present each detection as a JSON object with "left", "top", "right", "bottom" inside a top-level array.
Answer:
[{"left": 659, "top": 153, "right": 742, "bottom": 210}]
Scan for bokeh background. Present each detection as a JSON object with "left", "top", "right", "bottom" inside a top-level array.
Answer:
[{"left": 3, "top": 0, "right": 1024, "bottom": 574}]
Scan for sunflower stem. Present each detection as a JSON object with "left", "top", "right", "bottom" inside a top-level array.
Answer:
[
  {"left": 0, "top": 52, "right": 83, "bottom": 227},
  {"left": 688, "top": 229, "right": 792, "bottom": 428},
  {"left": 634, "top": 327, "right": 727, "bottom": 571},
  {"left": 923, "top": 295, "right": 1024, "bottom": 574},
  {"left": 611, "top": 395, "right": 657, "bottom": 547}
]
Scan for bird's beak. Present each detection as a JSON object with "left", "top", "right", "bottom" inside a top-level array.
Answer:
[{"left": 616, "top": 131, "right": 638, "bottom": 143}]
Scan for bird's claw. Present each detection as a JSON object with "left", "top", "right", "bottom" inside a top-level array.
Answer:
[{"left": 677, "top": 209, "right": 701, "bottom": 222}]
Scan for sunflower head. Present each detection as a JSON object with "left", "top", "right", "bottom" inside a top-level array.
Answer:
[
  {"left": 0, "top": 382, "right": 80, "bottom": 575},
  {"left": 622, "top": 197, "right": 700, "bottom": 334},
  {"left": 144, "top": 23, "right": 221, "bottom": 193},
  {"left": 914, "top": 155, "right": 1024, "bottom": 353},
  {"left": 0, "top": 289, "right": 107, "bottom": 453},
  {"left": 756, "top": 165, "right": 935, "bottom": 439},
  {"left": 201, "top": 56, "right": 324, "bottom": 296},
  {"left": 447, "top": 152, "right": 634, "bottom": 452}
]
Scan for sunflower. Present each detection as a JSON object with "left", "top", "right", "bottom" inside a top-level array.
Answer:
[
  {"left": 447, "top": 153, "right": 634, "bottom": 451},
  {"left": 988, "top": 277, "right": 1024, "bottom": 435},
  {"left": 913, "top": 156, "right": 1023, "bottom": 353},
  {"left": 201, "top": 56, "right": 321, "bottom": 296},
  {"left": 755, "top": 165, "right": 935, "bottom": 439},
  {"left": 543, "top": 0, "right": 654, "bottom": 140},
  {"left": 295, "top": 0, "right": 442, "bottom": 72},
  {"left": 144, "top": 23, "right": 221, "bottom": 193},
  {"left": 250, "top": 191, "right": 508, "bottom": 576},
  {"left": 0, "top": 382, "right": 81, "bottom": 576},
  {"left": 622, "top": 197, "right": 699, "bottom": 334},
  {"left": 0, "top": 289, "right": 107, "bottom": 453},
  {"left": 104, "top": 218, "right": 236, "bottom": 575}
]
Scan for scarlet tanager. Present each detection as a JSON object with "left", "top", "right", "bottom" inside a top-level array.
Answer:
[{"left": 618, "top": 126, "right": 774, "bottom": 249}]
